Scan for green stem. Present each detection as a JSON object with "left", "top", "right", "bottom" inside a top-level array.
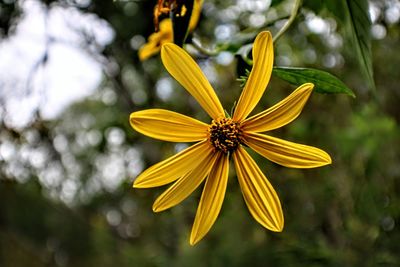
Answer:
[
  {"left": 273, "top": 0, "right": 302, "bottom": 43},
  {"left": 242, "top": 56, "right": 253, "bottom": 66},
  {"left": 190, "top": 38, "right": 221, "bottom": 56}
]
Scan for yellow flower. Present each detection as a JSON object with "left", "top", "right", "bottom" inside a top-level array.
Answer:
[
  {"left": 139, "top": 0, "right": 203, "bottom": 61},
  {"left": 130, "top": 31, "right": 332, "bottom": 245}
]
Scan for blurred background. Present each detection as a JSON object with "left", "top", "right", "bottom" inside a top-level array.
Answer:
[{"left": 0, "top": 0, "right": 399, "bottom": 266}]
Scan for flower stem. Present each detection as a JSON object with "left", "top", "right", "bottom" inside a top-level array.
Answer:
[
  {"left": 190, "top": 38, "right": 221, "bottom": 56},
  {"left": 273, "top": 0, "right": 302, "bottom": 43}
]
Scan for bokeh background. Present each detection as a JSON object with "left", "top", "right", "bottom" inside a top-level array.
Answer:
[{"left": 1, "top": 0, "right": 399, "bottom": 266}]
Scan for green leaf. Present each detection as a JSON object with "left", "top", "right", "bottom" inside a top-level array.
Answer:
[
  {"left": 273, "top": 67, "right": 355, "bottom": 97},
  {"left": 303, "top": 0, "right": 325, "bottom": 13},
  {"left": 271, "top": 0, "right": 285, "bottom": 7},
  {"left": 343, "top": 0, "right": 375, "bottom": 91},
  {"left": 171, "top": 0, "right": 194, "bottom": 46}
]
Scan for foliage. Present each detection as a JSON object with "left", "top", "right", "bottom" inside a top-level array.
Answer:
[{"left": 272, "top": 67, "right": 355, "bottom": 97}]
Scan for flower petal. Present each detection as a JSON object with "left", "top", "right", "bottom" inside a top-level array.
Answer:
[
  {"left": 242, "top": 83, "right": 314, "bottom": 132},
  {"left": 152, "top": 152, "right": 218, "bottom": 212},
  {"left": 233, "top": 31, "right": 273, "bottom": 121},
  {"left": 133, "top": 140, "right": 213, "bottom": 188},
  {"left": 233, "top": 146, "right": 284, "bottom": 231},
  {"left": 161, "top": 43, "right": 224, "bottom": 119},
  {"left": 138, "top": 20, "right": 173, "bottom": 61},
  {"left": 190, "top": 153, "right": 229, "bottom": 245},
  {"left": 158, "top": 19, "right": 173, "bottom": 32},
  {"left": 189, "top": 0, "right": 203, "bottom": 30},
  {"left": 244, "top": 132, "right": 332, "bottom": 168},
  {"left": 138, "top": 42, "right": 160, "bottom": 61},
  {"left": 130, "top": 109, "right": 208, "bottom": 142}
]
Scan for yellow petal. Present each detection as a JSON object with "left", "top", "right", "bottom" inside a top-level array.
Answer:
[
  {"left": 159, "top": 19, "right": 173, "bottom": 32},
  {"left": 139, "top": 41, "right": 162, "bottom": 61},
  {"left": 242, "top": 83, "right": 314, "bottom": 132},
  {"left": 161, "top": 43, "right": 224, "bottom": 119},
  {"left": 233, "top": 146, "right": 284, "bottom": 231},
  {"left": 133, "top": 140, "right": 213, "bottom": 188},
  {"left": 152, "top": 152, "right": 218, "bottom": 212},
  {"left": 130, "top": 109, "right": 208, "bottom": 142},
  {"left": 139, "top": 20, "right": 173, "bottom": 61},
  {"left": 233, "top": 31, "right": 273, "bottom": 121},
  {"left": 190, "top": 153, "right": 229, "bottom": 245},
  {"left": 188, "top": 0, "right": 204, "bottom": 30},
  {"left": 244, "top": 132, "right": 332, "bottom": 168}
]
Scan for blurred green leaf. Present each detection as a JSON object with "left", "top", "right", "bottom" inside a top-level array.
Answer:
[
  {"left": 271, "top": 0, "right": 285, "bottom": 7},
  {"left": 343, "top": 0, "right": 375, "bottom": 91},
  {"left": 303, "top": 0, "right": 325, "bottom": 13},
  {"left": 272, "top": 67, "right": 355, "bottom": 97},
  {"left": 172, "top": 0, "right": 194, "bottom": 46}
]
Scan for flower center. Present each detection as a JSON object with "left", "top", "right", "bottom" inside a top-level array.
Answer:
[{"left": 208, "top": 117, "right": 242, "bottom": 153}]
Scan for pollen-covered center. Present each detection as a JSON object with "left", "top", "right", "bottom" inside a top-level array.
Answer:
[{"left": 208, "top": 117, "right": 242, "bottom": 153}]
